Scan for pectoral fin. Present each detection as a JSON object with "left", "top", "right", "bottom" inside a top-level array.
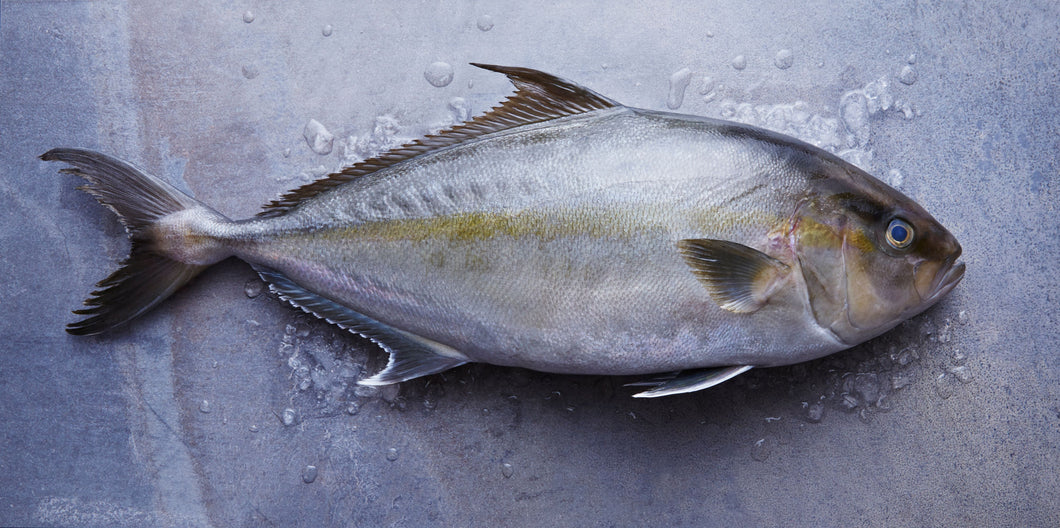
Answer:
[
  {"left": 628, "top": 365, "right": 753, "bottom": 398},
  {"left": 254, "top": 267, "right": 469, "bottom": 385},
  {"left": 678, "top": 239, "right": 790, "bottom": 313}
]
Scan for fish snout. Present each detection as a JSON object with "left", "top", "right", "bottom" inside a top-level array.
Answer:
[{"left": 914, "top": 243, "right": 964, "bottom": 303}]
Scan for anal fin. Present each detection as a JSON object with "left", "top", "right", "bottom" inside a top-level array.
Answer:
[
  {"left": 254, "top": 267, "right": 468, "bottom": 385},
  {"left": 628, "top": 365, "right": 753, "bottom": 398}
]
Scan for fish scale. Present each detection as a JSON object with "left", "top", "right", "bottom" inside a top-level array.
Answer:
[{"left": 43, "top": 64, "right": 963, "bottom": 397}]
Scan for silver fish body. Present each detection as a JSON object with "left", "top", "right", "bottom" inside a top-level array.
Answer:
[{"left": 45, "top": 65, "right": 964, "bottom": 397}]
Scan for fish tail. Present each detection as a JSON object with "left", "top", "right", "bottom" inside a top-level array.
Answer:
[{"left": 42, "top": 148, "right": 233, "bottom": 335}]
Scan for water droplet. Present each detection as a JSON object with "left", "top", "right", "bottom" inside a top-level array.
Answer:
[
  {"left": 731, "top": 55, "right": 747, "bottom": 71},
  {"left": 949, "top": 365, "right": 974, "bottom": 384},
  {"left": 906, "top": 52, "right": 917, "bottom": 65},
  {"left": 697, "top": 76, "right": 715, "bottom": 95},
  {"left": 951, "top": 348, "right": 967, "bottom": 365},
  {"left": 380, "top": 384, "right": 401, "bottom": 403},
  {"left": 854, "top": 373, "right": 880, "bottom": 405},
  {"left": 346, "top": 401, "right": 360, "bottom": 415},
  {"left": 249, "top": 424, "right": 259, "bottom": 433},
  {"left": 774, "top": 49, "right": 794, "bottom": 70},
  {"left": 751, "top": 437, "right": 773, "bottom": 461},
  {"left": 282, "top": 407, "right": 298, "bottom": 426},
  {"left": 386, "top": 447, "right": 399, "bottom": 461},
  {"left": 476, "top": 15, "right": 494, "bottom": 31},
  {"left": 298, "top": 377, "right": 312, "bottom": 391},
  {"left": 934, "top": 373, "right": 956, "bottom": 399},
  {"left": 895, "top": 347, "right": 918, "bottom": 366},
  {"left": 666, "top": 67, "right": 693, "bottom": 110},
  {"left": 705, "top": 30, "right": 714, "bottom": 38},
  {"left": 241, "top": 64, "right": 259, "bottom": 79},
  {"left": 199, "top": 400, "right": 211, "bottom": 413},
  {"left": 805, "top": 401, "right": 825, "bottom": 423},
  {"left": 302, "top": 465, "right": 318, "bottom": 483},
  {"left": 898, "top": 65, "right": 918, "bottom": 85},
  {"left": 242, "top": 11, "right": 255, "bottom": 24},
  {"left": 957, "top": 310, "right": 969, "bottom": 324},
  {"left": 424, "top": 61, "right": 454, "bottom": 88},
  {"left": 282, "top": 148, "right": 291, "bottom": 158},
  {"left": 888, "top": 168, "right": 904, "bottom": 188},
  {"left": 891, "top": 371, "right": 914, "bottom": 390},
  {"left": 303, "top": 119, "right": 334, "bottom": 155},
  {"left": 840, "top": 392, "right": 859, "bottom": 411},
  {"left": 244, "top": 279, "right": 263, "bottom": 298},
  {"left": 501, "top": 462, "right": 514, "bottom": 478},
  {"left": 840, "top": 92, "right": 870, "bottom": 146},
  {"left": 321, "top": 24, "right": 333, "bottom": 37}
]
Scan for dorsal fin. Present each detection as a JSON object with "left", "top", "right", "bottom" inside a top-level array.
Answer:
[{"left": 258, "top": 64, "right": 620, "bottom": 217}]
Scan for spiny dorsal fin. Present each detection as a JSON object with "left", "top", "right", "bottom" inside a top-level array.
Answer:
[
  {"left": 678, "top": 239, "right": 791, "bottom": 313},
  {"left": 258, "top": 64, "right": 620, "bottom": 217}
]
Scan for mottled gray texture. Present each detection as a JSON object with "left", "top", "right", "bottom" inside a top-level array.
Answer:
[{"left": 1, "top": 1, "right": 1057, "bottom": 527}]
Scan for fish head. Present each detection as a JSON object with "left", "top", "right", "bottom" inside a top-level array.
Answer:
[{"left": 792, "top": 163, "right": 964, "bottom": 346}]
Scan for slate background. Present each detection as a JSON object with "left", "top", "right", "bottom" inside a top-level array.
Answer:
[{"left": 1, "top": 1, "right": 1057, "bottom": 526}]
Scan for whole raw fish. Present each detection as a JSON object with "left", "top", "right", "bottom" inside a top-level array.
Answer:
[{"left": 44, "top": 64, "right": 964, "bottom": 397}]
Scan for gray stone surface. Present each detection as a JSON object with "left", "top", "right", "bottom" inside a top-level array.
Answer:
[{"left": 2, "top": 1, "right": 1057, "bottom": 526}]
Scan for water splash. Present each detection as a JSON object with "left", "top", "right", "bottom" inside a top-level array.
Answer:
[
  {"left": 342, "top": 115, "right": 412, "bottom": 165},
  {"left": 716, "top": 74, "right": 916, "bottom": 169}
]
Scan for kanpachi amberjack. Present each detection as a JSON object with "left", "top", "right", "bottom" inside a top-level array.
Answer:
[{"left": 43, "top": 64, "right": 964, "bottom": 397}]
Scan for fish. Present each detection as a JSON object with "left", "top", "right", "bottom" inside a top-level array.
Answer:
[{"left": 43, "top": 64, "right": 964, "bottom": 397}]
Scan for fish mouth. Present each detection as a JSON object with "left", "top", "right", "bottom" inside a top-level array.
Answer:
[{"left": 925, "top": 256, "right": 965, "bottom": 304}]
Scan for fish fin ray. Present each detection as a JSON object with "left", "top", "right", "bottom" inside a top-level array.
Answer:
[
  {"left": 629, "top": 365, "right": 753, "bottom": 398},
  {"left": 254, "top": 267, "right": 469, "bottom": 385},
  {"left": 42, "top": 148, "right": 223, "bottom": 334},
  {"left": 678, "top": 239, "right": 790, "bottom": 313},
  {"left": 257, "top": 64, "right": 620, "bottom": 217}
]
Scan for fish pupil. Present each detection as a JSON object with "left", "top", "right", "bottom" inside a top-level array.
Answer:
[{"left": 891, "top": 225, "right": 908, "bottom": 242}]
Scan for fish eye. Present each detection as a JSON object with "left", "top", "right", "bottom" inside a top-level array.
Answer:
[{"left": 885, "top": 218, "right": 914, "bottom": 249}]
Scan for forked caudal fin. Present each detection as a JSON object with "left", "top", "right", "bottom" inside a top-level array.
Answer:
[{"left": 42, "top": 148, "right": 232, "bottom": 335}]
